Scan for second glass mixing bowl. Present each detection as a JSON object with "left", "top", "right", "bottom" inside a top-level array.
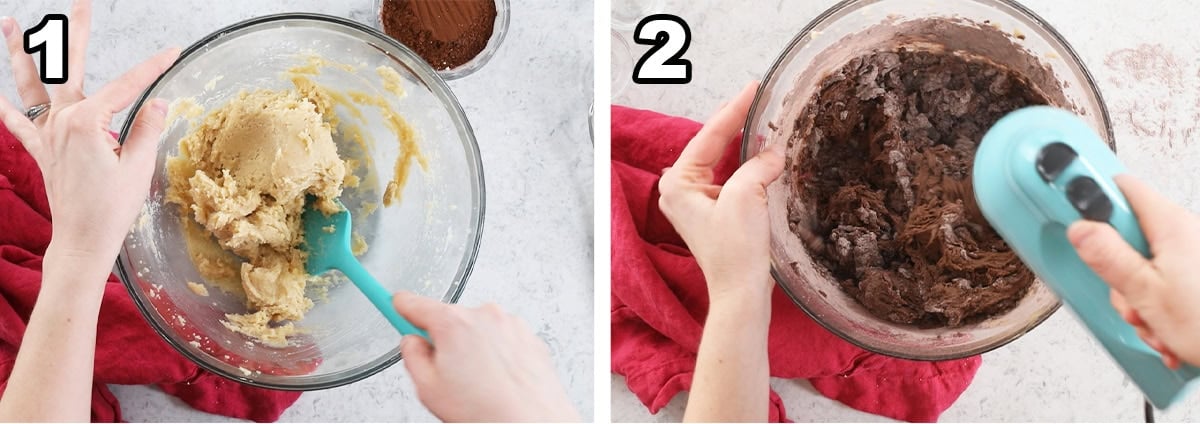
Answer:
[
  {"left": 742, "top": 0, "right": 1114, "bottom": 360},
  {"left": 115, "top": 14, "right": 484, "bottom": 389}
]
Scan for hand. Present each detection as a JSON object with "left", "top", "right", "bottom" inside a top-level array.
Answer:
[
  {"left": 0, "top": 0, "right": 179, "bottom": 266},
  {"left": 0, "top": 2, "right": 178, "bottom": 421},
  {"left": 392, "top": 291, "right": 580, "bottom": 422},
  {"left": 1068, "top": 174, "right": 1200, "bottom": 369},
  {"left": 657, "top": 81, "right": 785, "bottom": 303}
]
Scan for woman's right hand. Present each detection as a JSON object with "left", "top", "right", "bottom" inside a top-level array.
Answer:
[
  {"left": 391, "top": 291, "right": 580, "bottom": 422},
  {"left": 1068, "top": 174, "right": 1200, "bottom": 368}
]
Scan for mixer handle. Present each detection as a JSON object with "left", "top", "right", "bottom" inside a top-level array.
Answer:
[{"left": 1032, "top": 141, "right": 1151, "bottom": 257}]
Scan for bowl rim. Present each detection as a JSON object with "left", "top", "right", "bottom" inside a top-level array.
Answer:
[
  {"left": 739, "top": 0, "right": 1115, "bottom": 361},
  {"left": 114, "top": 12, "right": 486, "bottom": 390}
]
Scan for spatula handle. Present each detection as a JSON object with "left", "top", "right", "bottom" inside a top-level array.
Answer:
[{"left": 340, "top": 258, "right": 431, "bottom": 341}]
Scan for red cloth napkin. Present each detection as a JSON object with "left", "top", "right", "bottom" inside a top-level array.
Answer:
[
  {"left": 610, "top": 105, "right": 982, "bottom": 422},
  {"left": 0, "top": 124, "right": 300, "bottom": 422}
]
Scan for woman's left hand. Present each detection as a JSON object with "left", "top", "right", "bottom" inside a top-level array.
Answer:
[
  {"left": 0, "top": 2, "right": 179, "bottom": 421},
  {"left": 657, "top": 81, "right": 785, "bottom": 303},
  {"left": 0, "top": 1, "right": 178, "bottom": 263}
]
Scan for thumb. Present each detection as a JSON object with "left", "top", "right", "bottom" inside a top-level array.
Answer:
[
  {"left": 1068, "top": 220, "right": 1161, "bottom": 302},
  {"left": 120, "top": 98, "right": 168, "bottom": 174},
  {"left": 720, "top": 143, "right": 785, "bottom": 202},
  {"left": 400, "top": 335, "right": 437, "bottom": 387}
]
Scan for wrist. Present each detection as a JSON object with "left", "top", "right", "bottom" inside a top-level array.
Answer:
[
  {"left": 697, "top": 256, "right": 774, "bottom": 304},
  {"left": 707, "top": 280, "right": 773, "bottom": 317},
  {"left": 44, "top": 238, "right": 119, "bottom": 270},
  {"left": 49, "top": 219, "right": 127, "bottom": 263},
  {"left": 41, "top": 242, "right": 116, "bottom": 298},
  {"left": 707, "top": 265, "right": 773, "bottom": 297}
]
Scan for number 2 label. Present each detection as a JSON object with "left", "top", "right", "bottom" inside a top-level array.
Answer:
[
  {"left": 632, "top": 14, "right": 692, "bottom": 84},
  {"left": 24, "top": 14, "right": 69, "bottom": 84}
]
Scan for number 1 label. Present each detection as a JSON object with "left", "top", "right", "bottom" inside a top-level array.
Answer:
[
  {"left": 24, "top": 14, "right": 68, "bottom": 84},
  {"left": 632, "top": 14, "right": 692, "bottom": 84}
]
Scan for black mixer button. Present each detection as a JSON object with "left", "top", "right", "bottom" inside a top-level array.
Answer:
[
  {"left": 1066, "top": 176, "right": 1114, "bottom": 222},
  {"left": 1036, "top": 142, "right": 1078, "bottom": 183}
]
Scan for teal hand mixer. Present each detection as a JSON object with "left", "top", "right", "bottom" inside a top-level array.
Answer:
[{"left": 974, "top": 106, "right": 1200, "bottom": 409}]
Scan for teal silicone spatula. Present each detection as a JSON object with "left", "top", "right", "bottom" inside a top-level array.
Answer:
[{"left": 302, "top": 197, "right": 429, "bottom": 340}]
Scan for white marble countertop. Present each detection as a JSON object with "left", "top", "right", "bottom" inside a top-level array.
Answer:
[
  {"left": 613, "top": 0, "right": 1200, "bottom": 421},
  {"left": 0, "top": 0, "right": 594, "bottom": 421}
]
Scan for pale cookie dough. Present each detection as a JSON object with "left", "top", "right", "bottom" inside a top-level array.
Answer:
[
  {"left": 165, "top": 54, "right": 425, "bottom": 347},
  {"left": 167, "top": 84, "right": 346, "bottom": 346},
  {"left": 187, "top": 281, "right": 209, "bottom": 297}
]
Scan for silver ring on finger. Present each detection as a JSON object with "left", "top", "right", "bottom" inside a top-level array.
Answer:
[{"left": 24, "top": 102, "right": 50, "bottom": 121}]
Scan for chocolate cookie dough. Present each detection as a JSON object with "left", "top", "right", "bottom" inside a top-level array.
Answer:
[{"left": 791, "top": 48, "right": 1047, "bottom": 327}]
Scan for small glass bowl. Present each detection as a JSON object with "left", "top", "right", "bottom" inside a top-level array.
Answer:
[
  {"left": 741, "top": 0, "right": 1113, "bottom": 360},
  {"left": 116, "top": 13, "right": 485, "bottom": 390},
  {"left": 373, "top": 0, "right": 510, "bottom": 80}
]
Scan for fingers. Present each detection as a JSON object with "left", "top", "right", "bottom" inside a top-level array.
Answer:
[
  {"left": 1068, "top": 220, "right": 1161, "bottom": 301},
  {"left": 1135, "top": 327, "right": 1179, "bottom": 368},
  {"left": 47, "top": 0, "right": 92, "bottom": 102},
  {"left": 1109, "top": 289, "right": 1144, "bottom": 326},
  {"left": 477, "top": 302, "right": 509, "bottom": 323},
  {"left": 658, "top": 166, "right": 716, "bottom": 202},
  {"left": 1137, "top": 326, "right": 1164, "bottom": 352},
  {"left": 1126, "top": 313, "right": 1181, "bottom": 368},
  {"left": 119, "top": 98, "right": 166, "bottom": 174},
  {"left": 675, "top": 81, "right": 759, "bottom": 171},
  {"left": 392, "top": 290, "right": 454, "bottom": 334},
  {"left": 0, "top": 96, "right": 40, "bottom": 152},
  {"left": 2, "top": 17, "right": 50, "bottom": 108},
  {"left": 1164, "top": 351, "right": 1181, "bottom": 370},
  {"left": 66, "top": 0, "right": 92, "bottom": 85},
  {"left": 91, "top": 47, "right": 179, "bottom": 113},
  {"left": 720, "top": 143, "right": 785, "bottom": 202},
  {"left": 1110, "top": 272, "right": 1179, "bottom": 368},
  {"left": 400, "top": 335, "right": 437, "bottom": 386},
  {"left": 659, "top": 81, "right": 764, "bottom": 226},
  {"left": 1113, "top": 174, "right": 1191, "bottom": 251}
]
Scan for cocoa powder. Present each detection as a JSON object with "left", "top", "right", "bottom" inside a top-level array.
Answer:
[{"left": 380, "top": 0, "right": 497, "bottom": 70}]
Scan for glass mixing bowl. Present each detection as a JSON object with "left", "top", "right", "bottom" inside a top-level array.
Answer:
[
  {"left": 742, "top": 0, "right": 1113, "bottom": 360},
  {"left": 372, "top": 0, "right": 511, "bottom": 80},
  {"left": 611, "top": 0, "right": 665, "bottom": 32},
  {"left": 115, "top": 14, "right": 485, "bottom": 389},
  {"left": 611, "top": 29, "right": 633, "bottom": 98}
]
